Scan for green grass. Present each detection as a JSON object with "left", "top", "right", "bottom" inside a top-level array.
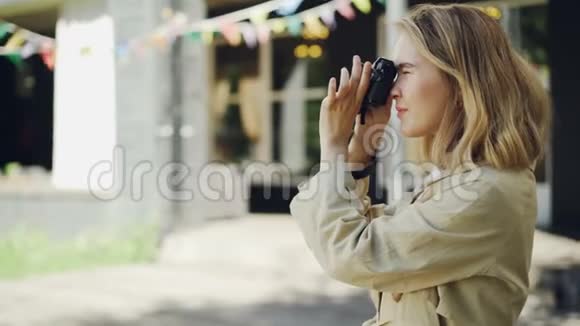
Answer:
[{"left": 0, "top": 224, "right": 159, "bottom": 280}]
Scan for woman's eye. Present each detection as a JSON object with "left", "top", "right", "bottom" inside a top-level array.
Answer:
[{"left": 401, "top": 71, "right": 411, "bottom": 75}]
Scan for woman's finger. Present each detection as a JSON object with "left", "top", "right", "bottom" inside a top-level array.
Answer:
[
  {"left": 337, "top": 67, "right": 350, "bottom": 99},
  {"left": 355, "top": 61, "right": 373, "bottom": 107},
  {"left": 350, "top": 55, "right": 362, "bottom": 92},
  {"left": 327, "top": 77, "right": 337, "bottom": 103}
]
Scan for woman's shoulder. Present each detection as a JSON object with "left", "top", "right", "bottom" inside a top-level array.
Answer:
[
  {"left": 401, "top": 165, "right": 536, "bottom": 238},
  {"left": 436, "top": 163, "right": 535, "bottom": 192},
  {"left": 472, "top": 164, "right": 536, "bottom": 198},
  {"left": 415, "top": 164, "right": 536, "bottom": 212}
]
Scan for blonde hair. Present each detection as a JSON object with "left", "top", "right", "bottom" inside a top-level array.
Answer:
[{"left": 397, "top": 4, "right": 551, "bottom": 171}]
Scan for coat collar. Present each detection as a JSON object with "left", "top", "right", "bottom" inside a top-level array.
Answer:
[{"left": 410, "top": 163, "right": 480, "bottom": 204}]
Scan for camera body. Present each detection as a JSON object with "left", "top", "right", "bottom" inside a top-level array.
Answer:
[{"left": 359, "top": 57, "right": 398, "bottom": 124}]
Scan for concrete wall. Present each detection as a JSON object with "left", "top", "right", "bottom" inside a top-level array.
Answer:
[{"left": 0, "top": 0, "right": 246, "bottom": 239}]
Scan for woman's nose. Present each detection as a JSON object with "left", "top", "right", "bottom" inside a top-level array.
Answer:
[{"left": 390, "top": 80, "right": 401, "bottom": 99}]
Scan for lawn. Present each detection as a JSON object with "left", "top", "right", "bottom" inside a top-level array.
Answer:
[{"left": 0, "top": 223, "right": 159, "bottom": 280}]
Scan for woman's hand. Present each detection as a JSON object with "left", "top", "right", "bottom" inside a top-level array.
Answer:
[
  {"left": 347, "top": 58, "right": 393, "bottom": 167},
  {"left": 319, "top": 55, "right": 374, "bottom": 163},
  {"left": 348, "top": 97, "right": 393, "bottom": 166}
]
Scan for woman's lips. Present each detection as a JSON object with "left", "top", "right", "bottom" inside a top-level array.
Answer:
[{"left": 396, "top": 107, "right": 408, "bottom": 117}]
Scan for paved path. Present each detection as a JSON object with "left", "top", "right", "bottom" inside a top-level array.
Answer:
[{"left": 0, "top": 215, "right": 579, "bottom": 325}]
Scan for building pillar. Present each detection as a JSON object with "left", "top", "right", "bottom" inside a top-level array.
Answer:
[
  {"left": 549, "top": 0, "right": 580, "bottom": 239},
  {"left": 176, "top": 0, "right": 246, "bottom": 223},
  {"left": 53, "top": 0, "right": 176, "bottom": 226},
  {"left": 179, "top": 0, "right": 210, "bottom": 169},
  {"left": 254, "top": 39, "right": 273, "bottom": 162},
  {"left": 52, "top": 0, "right": 117, "bottom": 191},
  {"left": 281, "top": 61, "right": 307, "bottom": 173}
]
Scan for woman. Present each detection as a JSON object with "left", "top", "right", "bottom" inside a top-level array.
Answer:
[{"left": 289, "top": 4, "right": 550, "bottom": 326}]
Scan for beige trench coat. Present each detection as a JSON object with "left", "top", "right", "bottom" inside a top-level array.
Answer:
[{"left": 289, "top": 162, "right": 537, "bottom": 326}]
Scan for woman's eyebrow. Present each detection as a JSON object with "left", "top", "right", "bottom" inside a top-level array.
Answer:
[{"left": 396, "top": 62, "right": 416, "bottom": 69}]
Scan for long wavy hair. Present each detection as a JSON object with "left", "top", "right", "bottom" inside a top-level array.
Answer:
[{"left": 397, "top": 4, "right": 551, "bottom": 171}]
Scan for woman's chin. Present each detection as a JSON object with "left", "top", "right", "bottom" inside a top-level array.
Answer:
[
  {"left": 400, "top": 124, "right": 425, "bottom": 138},
  {"left": 400, "top": 124, "right": 413, "bottom": 137}
]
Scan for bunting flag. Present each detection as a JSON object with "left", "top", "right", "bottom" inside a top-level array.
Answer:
[
  {"left": 337, "top": 0, "right": 357, "bottom": 20},
  {"left": 40, "top": 41, "right": 55, "bottom": 67},
  {"left": 319, "top": 7, "right": 337, "bottom": 30},
  {"left": 276, "top": 0, "right": 303, "bottom": 16},
  {"left": 20, "top": 36, "right": 41, "bottom": 59},
  {"left": 202, "top": 31, "right": 215, "bottom": 44},
  {"left": 220, "top": 22, "right": 243, "bottom": 46},
  {"left": 0, "top": 0, "right": 395, "bottom": 68},
  {"left": 287, "top": 15, "right": 303, "bottom": 37},
  {"left": 5, "top": 30, "right": 27, "bottom": 50},
  {"left": 0, "top": 0, "right": 506, "bottom": 69},
  {"left": 184, "top": 0, "right": 381, "bottom": 46},
  {"left": 0, "top": 23, "right": 11, "bottom": 39},
  {"left": 240, "top": 23, "right": 258, "bottom": 48},
  {"left": 269, "top": 19, "right": 287, "bottom": 34},
  {"left": 352, "top": 0, "right": 372, "bottom": 14},
  {"left": 6, "top": 53, "right": 22, "bottom": 68},
  {"left": 0, "top": 21, "right": 56, "bottom": 69}
]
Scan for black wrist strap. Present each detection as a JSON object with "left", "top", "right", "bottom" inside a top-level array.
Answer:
[{"left": 351, "top": 156, "right": 377, "bottom": 180}]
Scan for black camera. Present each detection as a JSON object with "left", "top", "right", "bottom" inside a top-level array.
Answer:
[{"left": 359, "top": 57, "right": 398, "bottom": 124}]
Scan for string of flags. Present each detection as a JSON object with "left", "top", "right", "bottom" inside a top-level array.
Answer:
[
  {"left": 119, "top": 0, "right": 383, "bottom": 57},
  {"left": 0, "top": 22, "right": 55, "bottom": 70},
  {"left": 0, "top": 0, "right": 384, "bottom": 68},
  {"left": 0, "top": 0, "right": 500, "bottom": 69}
]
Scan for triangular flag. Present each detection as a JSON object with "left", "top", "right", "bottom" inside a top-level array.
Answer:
[
  {"left": 6, "top": 53, "right": 23, "bottom": 68},
  {"left": 201, "top": 31, "right": 215, "bottom": 44},
  {"left": 188, "top": 31, "right": 202, "bottom": 42},
  {"left": 116, "top": 42, "right": 130, "bottom": 63},
  {"left": 20, "top": 41, "right": 38, "bottom": 59},
  {"left": 337, "top": 0, "right": 356, "bottom": 20},
  {"left": 276, "top": 0, "right": 303, "bottom": 16},
  {"left": 220, "top": 23, "right": 242, "bottom": 46},
  {"left": 0, "top": 23, "right": 11, "bottom": 40},
  {"left": 5, "top": 30, "right": 27, "bottom": 50},
  {"left": 150, "top": 31, "right": 169, "bottom": 49},
  {"left": 40, "top": 42, "right": 55, "bottom": 70},
  {"left": 352, "top": 0, "right": 372, "bottom": 14},
  {"left": 319, "top": 7, "right": 337, "bottom": 30},
  {"left": 240, "top": 23, "right": 257, "bottom": 48},
  {"left": 270, "top": 19, "right": 287, "bottom": 34},
  {"left": 41, "top": 52, "right": 54, "bottom": 70},
  {"left": 287, "top": 16, "right": 303, "bottom": 36},
  {"left": 304, "top": 14, "right": 325, "bottom": 37}
]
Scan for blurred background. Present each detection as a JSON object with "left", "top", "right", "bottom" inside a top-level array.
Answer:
[{"left": 0, "top": 0, "right": 578, "bottom": 325}]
